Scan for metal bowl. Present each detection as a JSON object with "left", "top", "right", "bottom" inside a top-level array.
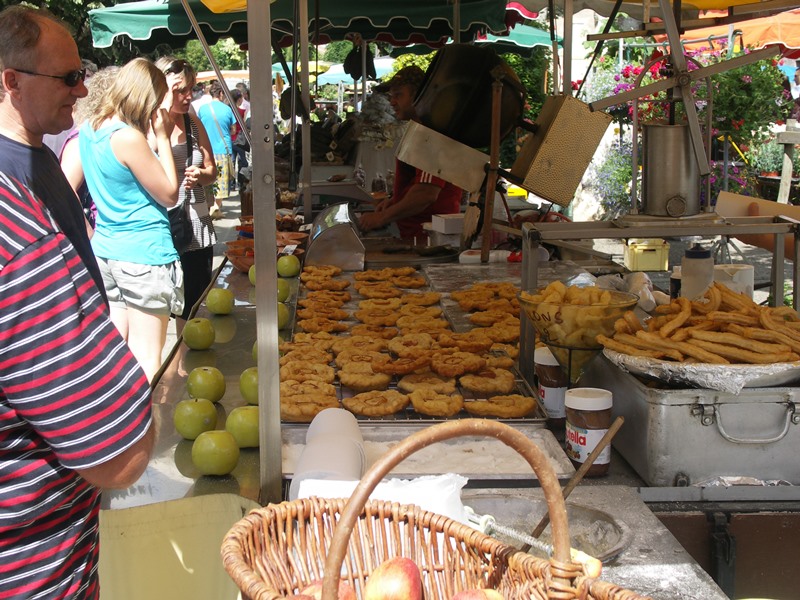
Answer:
[{"left": 463, "top": 494, "right": 633, "bottom": 563}]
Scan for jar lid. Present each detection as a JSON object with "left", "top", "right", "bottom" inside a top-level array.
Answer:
[
  {"left": 685, "top": 243, "right": 711, "bottom": 259},
  {"left": 534, "top": 346, "right": 560, "bottom": 366},
  {"left": 565, "top": 388, "right": 613, "bottom": 411}
]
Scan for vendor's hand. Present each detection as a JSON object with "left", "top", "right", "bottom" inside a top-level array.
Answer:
[
  {"left": 373, "top": 197, "right": 392, "bottom": 212},
  {"left": 359, "top": 210, "right": 386, "bottom": 231}
]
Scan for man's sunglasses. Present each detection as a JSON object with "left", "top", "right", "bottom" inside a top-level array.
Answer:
[
  {"left": 12, "top": 67, "right": 86, "bottom": 87},
  {"left": 163, "top": 60, "right": 188, "bottom": 75}
]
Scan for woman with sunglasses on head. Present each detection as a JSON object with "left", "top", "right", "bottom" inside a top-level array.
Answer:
[
  {"left": 155, "top": 56, "right": 218, "bottom": 336},
  {"left": 79, "top": 57, "right": 183, "bottom": 382}
]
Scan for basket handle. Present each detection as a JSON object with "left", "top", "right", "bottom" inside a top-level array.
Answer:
[{"left": 321, "top": 418, "right": 573, "bottom": 599}]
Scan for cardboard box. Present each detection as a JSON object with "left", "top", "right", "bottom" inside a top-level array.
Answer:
[
  {"left": 624, "top": 238, "right": 669, "bottom": 272},
  {"left": 423, "top": 222, "right": 461, "bottom": 246},
  {"left": 431, "top": 213, "right": 464, "bottom": 234}
]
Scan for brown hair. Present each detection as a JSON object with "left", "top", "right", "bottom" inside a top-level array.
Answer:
[
  {"left": 0, "top": 6, "right": 71, "bottom": 101},
  {"left": 89, "top": 58, "right": 167, "bottom": 134}
]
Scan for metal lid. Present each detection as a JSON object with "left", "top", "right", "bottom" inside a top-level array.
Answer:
[
  {"left": 685, "top": 243, "right": 711, "bottom": 259},
  {"left": 534, "top": 346, "right": 560, "bottom": 366},
  {"left": 565, "top": 388, "right": 613, "bottom": 411}
]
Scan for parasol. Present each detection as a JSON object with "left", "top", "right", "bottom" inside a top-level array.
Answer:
[{"left": 653, "top": 8, "right": 800, "bottom": 58}]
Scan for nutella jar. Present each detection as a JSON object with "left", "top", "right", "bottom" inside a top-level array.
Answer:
[
  {"left": 534, "top": 346, "right": 568, "bottom": 432},
  {"left": 564, "top": 388, "right": 612, "bottom": 477}
]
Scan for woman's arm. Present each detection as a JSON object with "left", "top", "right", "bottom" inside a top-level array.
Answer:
[
  {"left": 191, "top": 116, "right": 218, "bottom": 187},
  {"left": 111, "top": 108, "right": 179, "bottom": 208}
]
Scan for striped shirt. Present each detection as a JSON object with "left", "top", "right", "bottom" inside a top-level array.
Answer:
[{"left": 0, "top": 174, "right": 152, "bottom": 599}]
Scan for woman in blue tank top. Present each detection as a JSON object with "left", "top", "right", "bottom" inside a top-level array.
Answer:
[{"left": 80, "top": 58, "right": 182, "bottom": 382}]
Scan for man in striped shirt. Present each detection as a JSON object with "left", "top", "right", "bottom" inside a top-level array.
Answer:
[
  {"left": 358, "top": 66, "right": 463, "bottom": 241},
  {"left": 0, "top": 174, "right": 154, "bottom": 597}
]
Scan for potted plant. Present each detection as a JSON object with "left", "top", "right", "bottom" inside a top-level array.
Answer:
[{"left": 748, "top": 139, "right": 784, "bottom": 176}]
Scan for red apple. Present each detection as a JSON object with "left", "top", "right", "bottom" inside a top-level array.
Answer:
[
  {"left": 363, "top": 557, "right": 423, "bottom": 600},
  {"left": 451, "top": 589, "right": 504, "bottom": 600},
  {"left": 299, "top": 578, "right": 356, "bottom": 600}
]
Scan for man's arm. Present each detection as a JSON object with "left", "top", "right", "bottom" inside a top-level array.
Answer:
[
  {"left": 76, "top": 422, "right": 155, "bottom": 489},
  {"left": 360, "top": 182, "right": 440, "bottom": 231}
]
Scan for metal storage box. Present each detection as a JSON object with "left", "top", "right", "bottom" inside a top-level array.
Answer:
[{"left": 582, "top": 356, "right": 800, "bottom": 487}]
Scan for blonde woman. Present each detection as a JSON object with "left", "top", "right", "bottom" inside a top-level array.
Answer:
[
  {"left": 79, "top": 58, "right": 182, "bottom": 382},
  {"left": 155, "top": 56, "right": 217, "bottom": 334},
  {"left": 59, "top": 66, "right": 119, "bottom": 233}
]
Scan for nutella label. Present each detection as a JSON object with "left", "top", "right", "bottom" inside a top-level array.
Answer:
[
  {"left": 565, "top": 423, "right": 610, "bottom": 465},
  {"left": 538, "top": 384, "right": 567, "bottom": 419}
]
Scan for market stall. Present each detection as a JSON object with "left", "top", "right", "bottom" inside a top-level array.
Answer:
[{"left": 90, "top": 0, "right": 800, "bottom": 597}]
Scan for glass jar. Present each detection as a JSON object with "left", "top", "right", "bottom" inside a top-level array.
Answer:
[{"left": 564, "top": 388, "right": 613, "bottom": 477}]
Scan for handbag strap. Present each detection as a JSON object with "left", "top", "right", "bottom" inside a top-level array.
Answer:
[
  {"left": 183, "top": 113, "right": 193, "bottom": 168},
  {"left": 208, "top": 103, "right": 231, "bottom": 154}
]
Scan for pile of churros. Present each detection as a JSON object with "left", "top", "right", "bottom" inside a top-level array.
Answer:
[
  {"left": 597, "top": 282, "right": 800, "bottom": 365},
  {"left": 519, "top": 281, "right": 639, "bottom": 350}
]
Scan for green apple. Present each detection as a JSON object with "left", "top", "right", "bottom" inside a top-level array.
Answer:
[
  {"left": 239, "top": 366, "right": 259, "bottom": 405},
  {"left": 277, "top": 302, "right": 291, "bottom": 330},
  {"left": 277, "top": 277, "right": 291, "bottom": 302},
  {"left": 225, "top": 406, "right": 259, "bottom": 448},
  {"left": 205, "top": 287, "right": 235, "bottom": 315},
  {"left": 182, "top": 317, "right": 215, "bottom": 350},
  {"left": 248, "top": 264, "right": 256, "bottom": 286},
  {"left": 173, "top": 398, "right": 218, "bottom": 440},
  {"left": 191, "top": 430, "right": 240, "bottom": 476},
  {"left": 186, "top": 366, "right": 226, "bottom": 403},
  {"left": 276, "top": 254, "right": 301, "bottom": 278}
]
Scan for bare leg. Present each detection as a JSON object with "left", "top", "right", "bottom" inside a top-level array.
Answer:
[
  {"left": 126, "top": 308, "right": 169, "bottom": 382},
  {"left": 109, "top": 305, "right": 129, "bottom": 341}
]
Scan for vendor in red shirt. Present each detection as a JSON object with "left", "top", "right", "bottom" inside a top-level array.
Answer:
[{"left": 359, "top": 66, "right": 463, "bottom": 241}]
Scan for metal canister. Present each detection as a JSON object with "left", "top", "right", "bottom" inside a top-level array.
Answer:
[{"left": 641, "top": 123, "right": 700, "bottom": 217}]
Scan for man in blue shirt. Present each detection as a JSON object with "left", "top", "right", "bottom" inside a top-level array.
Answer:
[{"left": 197, "top": 81, "right": 236, "bottom": 218}]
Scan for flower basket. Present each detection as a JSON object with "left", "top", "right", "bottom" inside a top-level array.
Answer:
[{"left": 220, "top": 419, "right": 651, "bottom": 600}]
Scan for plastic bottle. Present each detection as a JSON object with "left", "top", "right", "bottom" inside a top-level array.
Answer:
[{"left": 680, "top": 243, "right": 714, "bottom": 301}]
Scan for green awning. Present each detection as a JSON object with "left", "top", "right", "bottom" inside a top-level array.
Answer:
[{"left": 89, "top": 0, "right": 510, "bottom": 52}]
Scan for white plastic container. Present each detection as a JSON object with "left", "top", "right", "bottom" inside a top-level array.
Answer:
[{"left": 680, "top": 243, "right": 714, "bottom": 300}]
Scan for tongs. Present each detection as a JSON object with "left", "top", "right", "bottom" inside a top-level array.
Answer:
[{"left": 464, "top": 507, "right": 602, "bottom": 578}]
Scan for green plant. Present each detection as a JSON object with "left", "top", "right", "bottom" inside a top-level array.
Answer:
[
  {"left": 584, "top": 135, "right": 635, "bottom": 219},
  {"left": 747, "top": 139, "right": 784, "bottom": 174}
]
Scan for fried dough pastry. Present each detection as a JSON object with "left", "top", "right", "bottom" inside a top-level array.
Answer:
[
  {"left": 400, "top": 292, "right": 442, "bottom": 306},
  {"left": 430, "top": 351, "right": 486, "bottom": 377},
  {"left": 437, "top": 331, "right": 494, "bottom": 354},
  {"left": 388, "top": 332, "right": 436, "bottom": 358},
  {"left": 463, "top": 394, "right": 536, "bottom": 418},
  {"left": 396, "top": 371, "right": 457, "bottom": 395},
  {"left": 349, "top": 323, "right": 399, "bottom": 339},
  {"left": 342, "top": 389, "right": 410, "bottom": 417},
  {"left": 372, "top": 355, "right": 431, "bottom": 376},
  {"left": 281, "top": 395, "right": 340, "bottom": 422},
  {"left": 459, "top": 368, "right": 516, "bottom": 395},
  {"left": 296, "top": 317, "right": 349, "bottom": 334},
  {"left": 279, "top": 362, "right": 335, "bottom": 384},
  {"left": 409, "top": 388, "right": 464, "bottom": 417},
  {"left": 304, "top": 277, "right": 351, "bottom": 291}
]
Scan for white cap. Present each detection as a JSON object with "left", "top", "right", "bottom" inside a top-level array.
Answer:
[
  {"left": 534, "top": 346, "right": 560, "bottom": 366},
  {"left": 564, "top": 388, "right": 612, "bottom": 411}
]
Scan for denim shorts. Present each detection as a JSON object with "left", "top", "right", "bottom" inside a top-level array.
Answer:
[{"left": 98, "top": 258, "right": 185, "bottom": 316}]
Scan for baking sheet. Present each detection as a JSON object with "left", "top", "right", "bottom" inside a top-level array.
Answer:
[{"left": 603, "top": 349, "right": 800, "bottom": 394}]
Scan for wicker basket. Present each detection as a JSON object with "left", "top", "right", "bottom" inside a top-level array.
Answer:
[{"left": 221, "top": 419, "right": 651, "bottom": 600}]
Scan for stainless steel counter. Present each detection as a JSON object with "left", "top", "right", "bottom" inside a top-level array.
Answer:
[{"left": 99, "top": 261, "right": 732, "bottom": 600}]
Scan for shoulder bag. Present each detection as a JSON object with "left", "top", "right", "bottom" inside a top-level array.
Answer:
[{"left": 168, "top": 113, "right": 194, "bottom": 255}]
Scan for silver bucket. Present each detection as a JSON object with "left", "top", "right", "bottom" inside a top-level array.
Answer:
[{"left": 641, "top": 123, "right": 700, "bottom": 217}]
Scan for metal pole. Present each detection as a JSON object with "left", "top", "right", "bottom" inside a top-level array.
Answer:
[{"left": 246, "top": 0, "right": 282, "bottom": 504}]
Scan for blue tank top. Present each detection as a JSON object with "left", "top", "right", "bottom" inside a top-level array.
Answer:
[{"left": 79, "top": 121, "right": 178, "bottom": 265}]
